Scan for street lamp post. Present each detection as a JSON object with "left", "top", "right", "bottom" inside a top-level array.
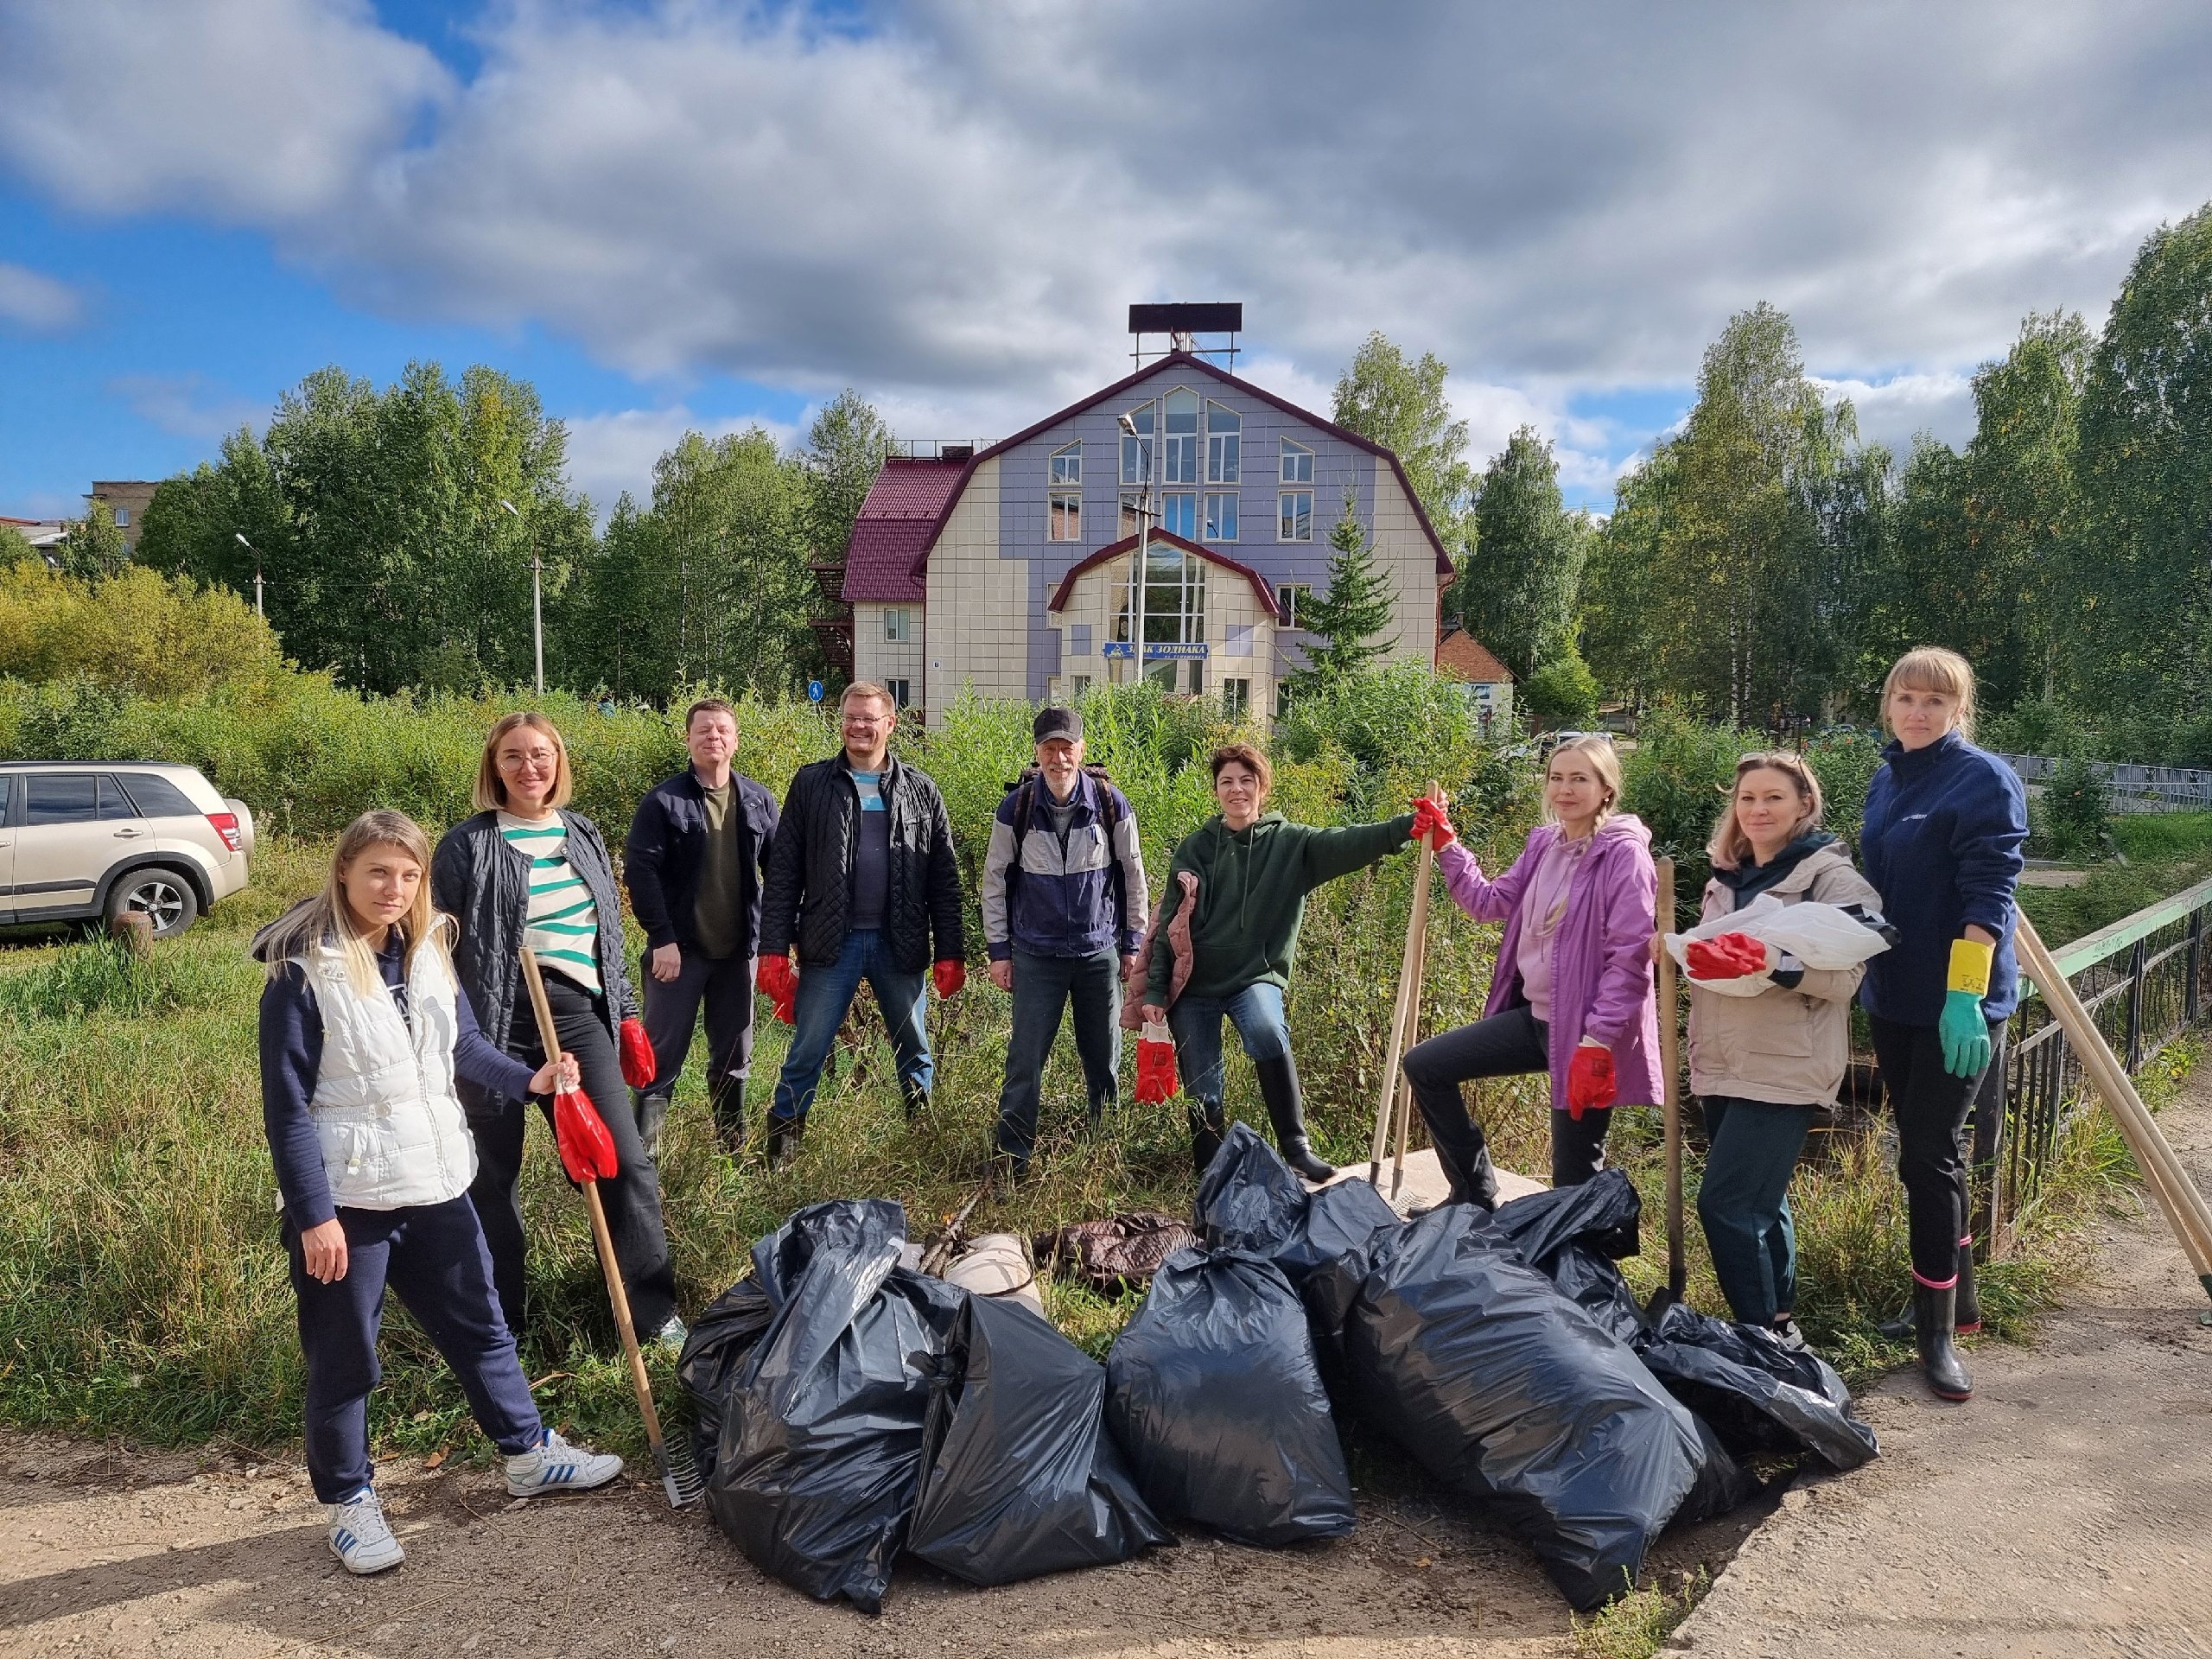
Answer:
[
  {"left": 1116, "top": 409, "right": 1158, "bottom": 688},
  {"left": 233, "top": 531, "right": 264, "bottom": 617},
  {"left": 499, "top": 498, "right": 543, "bottom": 695}
]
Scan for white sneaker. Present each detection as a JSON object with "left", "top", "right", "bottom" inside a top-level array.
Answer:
[
  {"left": 327, "top": 1486, "right": 404, "bottom": 1574},
  {"left": 504, "top": 1429, "right": 623, "bottom": 1497}
]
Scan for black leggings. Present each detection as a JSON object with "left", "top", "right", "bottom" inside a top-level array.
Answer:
[
  {"left": 467, "top": 969, "right": 679, "bottom": 1338},
  {"left": 1404, "top": 1005, "right": 1613, "bottom": 1204},
  {"left": 1867, "top": 1012, "right": 2005, "bottom": 1287}
]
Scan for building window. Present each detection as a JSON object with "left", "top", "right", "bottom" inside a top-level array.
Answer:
[
  {"left": 887, "top": 678, "right": 912, "bottom": 708},
  {"left": 1072, "top": 674, "right": 1091, "bottom": 698},
  {"left": 1275, "top": 582, "right": 1313, "bottom": 626},
  {"left": 112, "top": 507, "right": 130, "bottom": 528},
  {"left": 1162, "top": 492, "right": 1196, "bottom": 539},
  {"left": 1121, "top": 404, "right": 1154, "bottom": 484},
  {"left": 1226, "top": 623, "right": 1254, "bottom": 658},
  {"left": 1280, "top": 491, "right": 1313, "bottom": 542},
  {"left": 1116, "top": 543, "right": 1207, "bottom": 647},
  {"left": 1281, "top": 439, "right": 1313, "bottom": 484},
  {"left": 1049, "top": 489, "right": 1082, "bottom": 541},
  {"left": 1222, "top": 677, "right": 1250, "bottom": 719},
  {"left": 1119, "top": 493, "right": 1146, "bottom": 537},
  {"left": 884, "top": 607, "right": 912, "bottom": 642},
  {"left": 1051, "top": 441, "right": 1081, "bottom": 485},
  {"left": 1202, "top": 492, "right": 1238, "bottom": 543},
  {"left": 1162, "top": 388, "right": 1199, "bottom": 484},
  {"left": 1185, "top": 659, "right": 1205, "bottom": 694},
  {"left": 1206, "top": 402, "right": 1241, "bottom": 483}
]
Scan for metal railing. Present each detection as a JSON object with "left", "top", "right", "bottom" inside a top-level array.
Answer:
[
  {"left": 1982, "top": 873, "right": 2212, "bottom": 1244},
  {"left": 1999, "top": 752, "right": 2212, "bottom": 815}
]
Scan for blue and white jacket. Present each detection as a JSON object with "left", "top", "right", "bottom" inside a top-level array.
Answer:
[
  {"left": 1859, "top": 730, "right": 2029, "bottom": 1025},
  {"left": 980, "top": 772, "right": 1147, "bottom": 962}
]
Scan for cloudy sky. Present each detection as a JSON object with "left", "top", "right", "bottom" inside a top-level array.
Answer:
[{"left": 3, "top": 0, "right": 2209, "bottom": 521}]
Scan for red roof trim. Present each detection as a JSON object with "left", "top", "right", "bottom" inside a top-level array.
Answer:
[
  {"left": 1045, "top": 529, "right": 1285, "bottom": 623},
  {"left": 906, "top": 350, "right": 1458, "bottom": 582}
]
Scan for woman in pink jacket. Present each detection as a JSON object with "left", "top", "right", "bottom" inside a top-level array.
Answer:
[{"left": 1405, "top": 735, "right": 1662, "bottom": 1205}]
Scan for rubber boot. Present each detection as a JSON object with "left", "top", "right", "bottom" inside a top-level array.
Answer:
[
  {"left": 1188, "top": 1099, "right": 1227, "bottom": 1177},
  {"left": 902, "top": 1079, "right": 929, "bottom": 1124},
  {"left": 766, "top": 1114, "right": 804, "bottom": 1173},
  {"left": 633, "top": 1092, "right": 671, "bottom": 1164},
  {"left": 709, "top": 1077, "right": 747, "bottom": 1160},
  {"left": 1914, "top": 1281, "right": 1973, "bottom": 1401},
  {"left": 1878, "top": 1239, "right": 1982, "bottom": 1339},
  {"left": 1255, "top": 1053, "right": 1335, "bottom": 1183}
]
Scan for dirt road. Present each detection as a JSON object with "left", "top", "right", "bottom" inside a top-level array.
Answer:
[{"left": 1676, "top": 1072, "right": 2212, "bottom": 1659}]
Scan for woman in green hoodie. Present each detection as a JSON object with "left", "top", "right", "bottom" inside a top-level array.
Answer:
[{"left": 1139, "top": 741, "right": 1415, "bottom": 1179}]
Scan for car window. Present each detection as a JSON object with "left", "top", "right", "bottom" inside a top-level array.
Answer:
[
  {"left": 117, "top": 772, "right": 200, "bottom": 818},
  {"left": 0, "top": 776, "right": 10, "bottom": 823},
  {"left": 97, "top": 775, "right": 140, "bottom": 820},
  {"left": 23, "top": 775, "right": 100, "bottom": 825}
]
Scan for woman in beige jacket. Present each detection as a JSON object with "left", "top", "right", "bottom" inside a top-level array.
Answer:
[{"left": 1685, "top": 752, "right": 1886, "bottom": 1348}]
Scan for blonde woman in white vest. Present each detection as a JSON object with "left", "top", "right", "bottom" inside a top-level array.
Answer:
[{"left": 255, "top": 810, "right": 624, "bottom": 1577}]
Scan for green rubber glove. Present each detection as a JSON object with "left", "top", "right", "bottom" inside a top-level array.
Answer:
[{"left": 1938, "top": 988, "right": 1992, "bottom": 1078}]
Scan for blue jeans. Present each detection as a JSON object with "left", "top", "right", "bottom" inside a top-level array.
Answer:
[
  {"left": 770, "top": 929, "right": 931, "bottom": 1122},
  {"left": 1696, "top": 1096, "right": 1821, "bottom": 1326},
  {"left": 1167, "top": 982, "right": 1291, "bottom": 1110},
  {"left": 995, "top": 946, "right": 1122, "bottom": 1161}
]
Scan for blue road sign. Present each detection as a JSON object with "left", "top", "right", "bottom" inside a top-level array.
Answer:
[{"left": 807, "top": 680, "right": 825, "bottom": 702}]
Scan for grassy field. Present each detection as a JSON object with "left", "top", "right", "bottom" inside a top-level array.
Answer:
[{"left": 0, "top": 818, "right": 2161, "bottom": 1475}]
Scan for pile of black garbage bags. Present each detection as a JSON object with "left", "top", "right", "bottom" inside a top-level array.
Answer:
[{"left": 680, "top": 1124, "right": 1878, "bottom": 1615}]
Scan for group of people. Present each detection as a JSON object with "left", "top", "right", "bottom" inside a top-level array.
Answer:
[{"left": 256, "top": 648, "right": 2025, "bottom": 1579}]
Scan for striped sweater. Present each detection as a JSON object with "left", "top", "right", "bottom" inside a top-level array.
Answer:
[{"left": 498, "top": 811, "right": 603, "bottom": 993}]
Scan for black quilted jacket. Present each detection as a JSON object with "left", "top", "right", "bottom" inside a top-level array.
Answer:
[
  {"left": 430, "top": 809, "right": 639, "bottom": 1113},
  {"left": 759, "top": 753, "right": 966, "bottom": 972}
]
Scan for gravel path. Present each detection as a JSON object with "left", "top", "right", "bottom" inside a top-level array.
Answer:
[{"left": 1676, "top": 1069, "right": 2212, "bottom": 1659}]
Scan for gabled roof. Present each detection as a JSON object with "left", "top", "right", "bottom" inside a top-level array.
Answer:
[
  {"left": 1437, "top": 626, "right": 1514, "bottom": 683},
  {"left": 1046, "top": 530, "right": 1285, "bottom": 623},
  {"left": 904, "top": 351, "right": 1458, "bottom": 583},
  {"left": 840, "top": 456, "right": 967, "bottom": 603}
]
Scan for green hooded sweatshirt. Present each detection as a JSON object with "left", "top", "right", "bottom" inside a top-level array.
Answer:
[{"left": 1147, "top": 810, "right": 1414, "bottom": 1004}]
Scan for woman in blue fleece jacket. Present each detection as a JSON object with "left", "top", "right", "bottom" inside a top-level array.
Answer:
[{"left": 1859, "top": 647, "right": 2027, "bottom": 1402}]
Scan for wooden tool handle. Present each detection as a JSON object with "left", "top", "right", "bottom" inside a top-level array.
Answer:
[{"left": 1656, "top": 858, "right": 1685, "bottom": 1300}]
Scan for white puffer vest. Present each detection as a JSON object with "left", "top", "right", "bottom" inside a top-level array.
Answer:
[{"left": 298, "top": 940, "right": 478, "bottom": 1210}]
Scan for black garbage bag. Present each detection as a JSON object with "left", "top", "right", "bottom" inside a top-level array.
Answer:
[
  {"left": 1105, "top": 1248, "right": 1356, "bottom": 1547},
  {"left": 677, "top": 1277, "right": 774, "bottom": 1483},
  {"left": 1473, "top": 1169, "right": 1648, "bottom": 1344},
  {"left": 1338, "top": 1204, "right": 1709, "bottom": 1611},
  {"left": 1194, "top": 1122, "right": 1400, "bottom": 1287},
  {"left": 707, "top": 1198, "right": 965, "bottom": 1613},
  {"left": 908, "top": 1294, "right": 1174, "bottom": 1584},
  {"left": 1636, "top": 1302, "right": 1879, "bottom": 1471}
]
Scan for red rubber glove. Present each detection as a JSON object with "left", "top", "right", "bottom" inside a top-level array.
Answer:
[
  {"left": 756, "top": 953, "right": 796, "bottom": 1025},
  {"left": 1410, "top": 797, "right": 1458, "bottom": 849},
  {"left": 618, "top": 1015, "right": 658, "bottom": 1088},
  {"left": 1686, "top": 931, "right": 1773, "bottom": 982},
  {"left": 933, "top": 959, "right": 966, "bottom": 999},
  {"left": 552, "top": 1087, "right": 620, "bottom": 1184},
  {"left": 1134, "top": 1035, "right": 1179, "bottom": 1104},
  {"left": 1565, "top": 1043, "right": 1617, "bottom": 1121}
]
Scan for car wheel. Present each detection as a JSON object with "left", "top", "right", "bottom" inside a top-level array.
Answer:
[{"left": 105, "top": 870, "right": 200, "bottom": 938}]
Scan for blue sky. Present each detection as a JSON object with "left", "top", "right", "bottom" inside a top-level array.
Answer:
[{"left": 5, "top": 2, "right": 2209, "bottom": 524}]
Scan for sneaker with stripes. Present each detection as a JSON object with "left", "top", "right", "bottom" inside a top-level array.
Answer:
[
  {"left": 503, "top": 1428, "right": 623, "bottom": 1497},
  {"left": 327, "top": 1485, "right": 404, "bottom": 1574}
]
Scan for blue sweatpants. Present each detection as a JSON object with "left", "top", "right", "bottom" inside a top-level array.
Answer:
[
  {"left": 286, "top": 1193, "right": 543, "bottom": 1503},
  {"left": 1696, "top": 1096, "right": 1820, "bottom": 1327}
]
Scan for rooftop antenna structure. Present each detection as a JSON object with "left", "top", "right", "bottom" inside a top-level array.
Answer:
[{"left": 1129, "top": 302, "right": 1243, "bottom": 369}]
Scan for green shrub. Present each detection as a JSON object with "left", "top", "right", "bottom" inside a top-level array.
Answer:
[
  {"left": 1803, "top": 727, "right": 1885, "bottom": 852},
  {"left": 1980, "top": 697, "right": 2093, "bottom": 759},
  {"left": 1522, "top": 650, "right": 1600, "bottom": 731},
  {"left": 1620, "top": 705, "right": 1756, "bottom": 910},
  {"left": 2036, "top": 754, "right": 2110, "bottom": 860}
]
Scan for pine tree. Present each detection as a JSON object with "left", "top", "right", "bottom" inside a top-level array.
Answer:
[{"left": 1289, "top": 493, "right": 1395, "bottom": 695}]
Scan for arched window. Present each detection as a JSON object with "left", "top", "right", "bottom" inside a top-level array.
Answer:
[
  {"left": 1114, "top": 544, "right": 1206, "bottom": 646},
  {"left": 1162, "top": 389, "right": 1199, "bottom": 484}
]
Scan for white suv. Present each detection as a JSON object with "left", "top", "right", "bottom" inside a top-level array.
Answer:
[{"left": 0, "top": 762, "right": 255, "bottom": 938}]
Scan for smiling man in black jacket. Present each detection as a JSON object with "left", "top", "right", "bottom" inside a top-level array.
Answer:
[
  {"left": 755, "top": 681, "right": 965, "bottom": 1170},
  {"left": 625, "top": 698, "right": 779, "bottom": 1159}
]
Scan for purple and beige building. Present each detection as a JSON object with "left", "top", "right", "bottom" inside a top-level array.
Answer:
[{"left": 839, "top": 346, "right": 1469, "bottom": 726}]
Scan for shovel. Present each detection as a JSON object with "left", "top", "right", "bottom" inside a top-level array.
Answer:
[
  {"left": 1644, "top": 856, "right": 1688, "bottom": 1320},
  {"left": 517, "top": 946, "right": 702, "bottom": 1509}
]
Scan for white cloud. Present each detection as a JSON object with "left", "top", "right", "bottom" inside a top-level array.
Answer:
[
  {"left": 561, "top": 405, "right": 801, "bottom": 519},
  {"left": 109, "top": 374, "right": 265, "bottom": 441},
  {"left": 0, "top": 262, "right": 85, "bottom": 331}
]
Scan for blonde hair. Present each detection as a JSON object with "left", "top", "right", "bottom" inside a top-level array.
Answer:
[
  {"left": 840, "top": 681, "right": 895, "bottom": 714},
  {"left": 1881, "top": 647, "right": 1978, "bottom": 742},
  {"left": 259, "top": 810, "right": 450, "bottom": 997},
  {"left": 1545, "top": 734, "right": 1623, "bottom": 825},
  {"left": 475, "top": 711, "right": 574, "bottom": 813},
  {"left": 1708, "top": 751, "right": 1826, "bottom": 870}
]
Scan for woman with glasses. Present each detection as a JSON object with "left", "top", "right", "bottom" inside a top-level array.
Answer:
[
  {"left": 1403, "top": 734, "right": 1662, "bottom": 1203},
  {"left": 430, "top": 712, "right": 684, "bottom": 1352},
  {"left": 1681, "top": 752, "right": 1886, "bottom": 1351},
  {"left": 1857, "top": 647, "right": 2026, "bottom": 1402}
]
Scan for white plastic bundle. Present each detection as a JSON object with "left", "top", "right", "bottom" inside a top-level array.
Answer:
[{"left": 1666, "top": 893, "right": 1895, "bottom": 996}]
